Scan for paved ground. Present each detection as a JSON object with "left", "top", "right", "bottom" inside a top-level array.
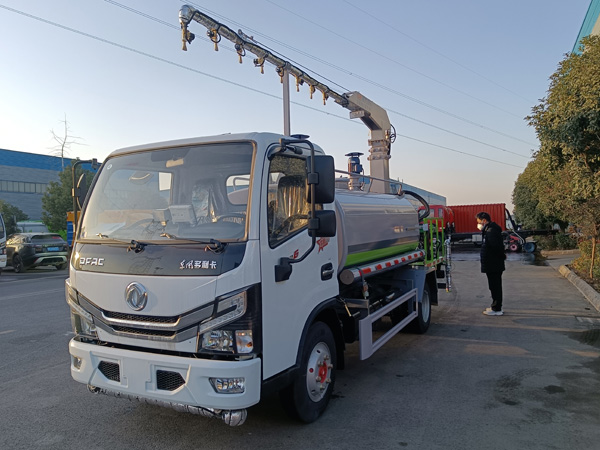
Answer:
[{"left": 542, "top": 249, "right": 600, "bottom": 312}]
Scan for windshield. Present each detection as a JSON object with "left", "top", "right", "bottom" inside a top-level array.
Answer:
[{"left": 79, "top": 142, "right": 254, "bottom": 242}]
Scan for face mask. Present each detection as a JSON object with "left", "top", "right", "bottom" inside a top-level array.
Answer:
[{"left": 477, "top": 223, "right": 484, "bottom": 231}]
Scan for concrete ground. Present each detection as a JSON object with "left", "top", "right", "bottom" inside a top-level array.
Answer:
[
  {"left": 543, "top": 249, "right": 600, "bottom": 312},
  {"left": 425, "top": 254, "right": 600, "bottom": 449}
]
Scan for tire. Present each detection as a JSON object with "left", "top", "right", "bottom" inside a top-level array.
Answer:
[
  {"left": 408, "top": 284, "right": 431, "bottom": 334},
  {"left": 280, "top": 321, "right": 336, "bottom": 423},
  {"left": 13, "top": 254, "right": 26, "bottom": 273},
  {"left": 57, "top": 263, "right": 68, "bottom": 270}
]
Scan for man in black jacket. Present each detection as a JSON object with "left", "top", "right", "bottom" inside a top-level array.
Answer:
[{"left": 476, "top": 212, "right": 506, "bottom": 316}]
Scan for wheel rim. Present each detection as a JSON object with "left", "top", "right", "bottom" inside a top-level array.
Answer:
[
  {"left": 305, "top": 342, "right": 333, "bottom": 402},
  {"left": 421, "top": 290, "right": 431, "bottom": 323}
]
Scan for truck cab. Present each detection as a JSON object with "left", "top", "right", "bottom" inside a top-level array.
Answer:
[{"left": 67, "top": 133, "right": 341, "bottom": 423}]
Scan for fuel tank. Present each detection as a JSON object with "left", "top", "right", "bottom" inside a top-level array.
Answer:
[{"left": 334, "top": 189, "right": 420, "bottom": 270}]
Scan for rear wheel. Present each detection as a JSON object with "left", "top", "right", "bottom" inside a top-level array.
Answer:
[
  {"left": 57, "top": 263, "right": 68, "bottom": 270},
  {"left": 280, "top": 321, "right": 336, "bottom": 423},
  {"left": 408, "top": 284, "right": 431, "bottom": 334},
  {"left": 13, "top": 254, "right": 25, "bottom": 273}
]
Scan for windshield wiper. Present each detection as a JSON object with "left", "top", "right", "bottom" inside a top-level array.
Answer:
[
  {"left": 160, "top": 233, "right": 225, "bottom": 253},
  {"left": 95, "top": 234, "right": 151, "bottom": 253},
  {"left": 94, "top": 233, "right": 225, "bottom": 253}
]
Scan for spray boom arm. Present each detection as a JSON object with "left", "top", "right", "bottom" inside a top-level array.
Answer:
[{"left": 179, "top": 4, "right": 393, "bottom": 192}]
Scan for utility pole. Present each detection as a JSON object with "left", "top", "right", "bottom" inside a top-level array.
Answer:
[{"left": 282, "top": 69, "right": 291, "bottom": 136}]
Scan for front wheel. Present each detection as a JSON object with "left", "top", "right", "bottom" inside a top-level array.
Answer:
[
  {"left": 13, "top": 254, "right": 25, "bottom": 273},
  {"left": 280, "top": 321, "right": 336, "bottom": 423}
]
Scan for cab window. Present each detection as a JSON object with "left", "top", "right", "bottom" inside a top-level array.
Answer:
[{"left": 267, "top": 155, "right": 310, "bottom": 247}]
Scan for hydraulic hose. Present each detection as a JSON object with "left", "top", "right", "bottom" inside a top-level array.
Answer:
[{"left": 402, "top": 190, "right": 430, "bottom": 221}]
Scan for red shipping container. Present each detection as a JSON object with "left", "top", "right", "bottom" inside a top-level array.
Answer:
[{"left": 448, "top": 204, "right": 507, "bottom": 233}]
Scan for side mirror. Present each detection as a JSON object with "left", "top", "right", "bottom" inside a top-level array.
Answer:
[
  {"left": 306, "top": 155, "right": 335, "bottom": 204},
  {"left": 309, "top": 210, "right": 336, "bottom": 237},
  {"left": 76, "top": 173, "right": 88, "bottom": 209}
]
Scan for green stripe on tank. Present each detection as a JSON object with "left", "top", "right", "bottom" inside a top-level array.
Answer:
[{"left": 344, "top": 242, "right": 419, "bottom": 268}]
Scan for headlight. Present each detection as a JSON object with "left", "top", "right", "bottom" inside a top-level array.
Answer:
[
  {"left": 198, "top": 291, "right": 247, "bottom": 334},
  {"left": 71, "top": 311, "right": 98, "bottom": 338},
  {"left": 66, "top": 279, "right": 98, "bottom": 339},
  {"left": 202, "top": 330, "right": 234, "bottom": 352},
  {"left": 201, "top": 329, "right": 254, "bottom": 353},
  {"left": 198, "top": 290, "right": 255, "bottom": 354}
]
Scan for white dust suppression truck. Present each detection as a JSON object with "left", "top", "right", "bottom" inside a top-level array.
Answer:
[{"left": 66, "top": 5, "right": 450, "bottom": 426}]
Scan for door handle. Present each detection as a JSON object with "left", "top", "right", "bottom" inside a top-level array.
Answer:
[{"left": 321, "top": 263, "right": 334, "bottom": 281}]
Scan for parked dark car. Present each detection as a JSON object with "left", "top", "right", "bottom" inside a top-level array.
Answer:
[{"left": 6, "top": 233, "right": 69, "bottom": 272}]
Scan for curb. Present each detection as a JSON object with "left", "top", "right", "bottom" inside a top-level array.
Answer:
[
  {"left": 541, "top": 249, "right": 580, "bottom": 256},
  {"left": 557, "top": 264, "right": 600, "bottom": 312}
]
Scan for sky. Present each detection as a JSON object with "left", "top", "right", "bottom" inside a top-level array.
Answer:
[{"left": 0, "top": 0, "right": 592, "bottom": 210}]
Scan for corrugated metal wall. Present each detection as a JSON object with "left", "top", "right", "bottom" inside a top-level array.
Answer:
[
  {"left": 448, "top": 203, "right": 507, "bottom": 233},
  {"left": 0, "top": 149, "right": 78, "bottom": 220}
]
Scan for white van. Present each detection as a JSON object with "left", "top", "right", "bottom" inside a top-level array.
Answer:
[{"left": 0, "top": 213, "right": 7, "bottom": 272}]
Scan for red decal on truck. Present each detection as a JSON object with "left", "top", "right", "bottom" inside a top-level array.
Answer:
[{"left": 317, "top": 237, "right": 330, "bottom": 252}]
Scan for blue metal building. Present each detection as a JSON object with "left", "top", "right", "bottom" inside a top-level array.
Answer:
[
  {"left": 0, "top": 149, "right": 94, "bottom": 220},
  {"left": 573, "top": 0, "right": 600, "bottom": 53}
]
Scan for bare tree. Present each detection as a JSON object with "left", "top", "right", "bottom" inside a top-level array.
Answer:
[{"left": 49, "top": 114, "right": 86, "bottom": 169}]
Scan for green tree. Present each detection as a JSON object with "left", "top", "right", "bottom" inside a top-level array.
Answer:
[
  {"left": 41, "top": 162, "right": 94, "bottom": 232},
  {"left": 0, "top": 200, "right": 29, "bottom": 235},
  {"left": 512, "top": 158, "right": 567, "bottom": 231},
  {"left": 527, "top": 35, "right": 600, "bottom": 278}
]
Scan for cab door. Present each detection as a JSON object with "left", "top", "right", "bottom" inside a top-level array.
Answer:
[{"left": 259, "top": 153, "right": 338, "bottom": 380}]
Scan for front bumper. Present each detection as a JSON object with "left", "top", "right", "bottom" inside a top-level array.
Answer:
[{"left": 69, "top": 339, "right": 261, "bottom": 410}]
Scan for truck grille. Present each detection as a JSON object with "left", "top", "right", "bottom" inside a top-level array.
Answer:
[
  {"left": 77, "top": 293, "right": 214, "bottom": 343},
  {"left": 103, "top": 311, "right": 180, "bottom": 325},
  {"left": 157, "top": 370, "right": 185, "bottom": 391},
  {"left": 98, "top": 361, "right": 120, "bottom": 382},
  {"left": 112, "top": 326, "right": 175, "bottom": 337}
]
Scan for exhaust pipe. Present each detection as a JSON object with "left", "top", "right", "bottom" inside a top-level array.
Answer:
[{"left": 87, "top": 385, "right": 247, "bottom": 426}]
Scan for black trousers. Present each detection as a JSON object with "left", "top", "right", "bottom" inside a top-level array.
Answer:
[{"left": 486, "top": 272, "right": 503, "bottom": 311}]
